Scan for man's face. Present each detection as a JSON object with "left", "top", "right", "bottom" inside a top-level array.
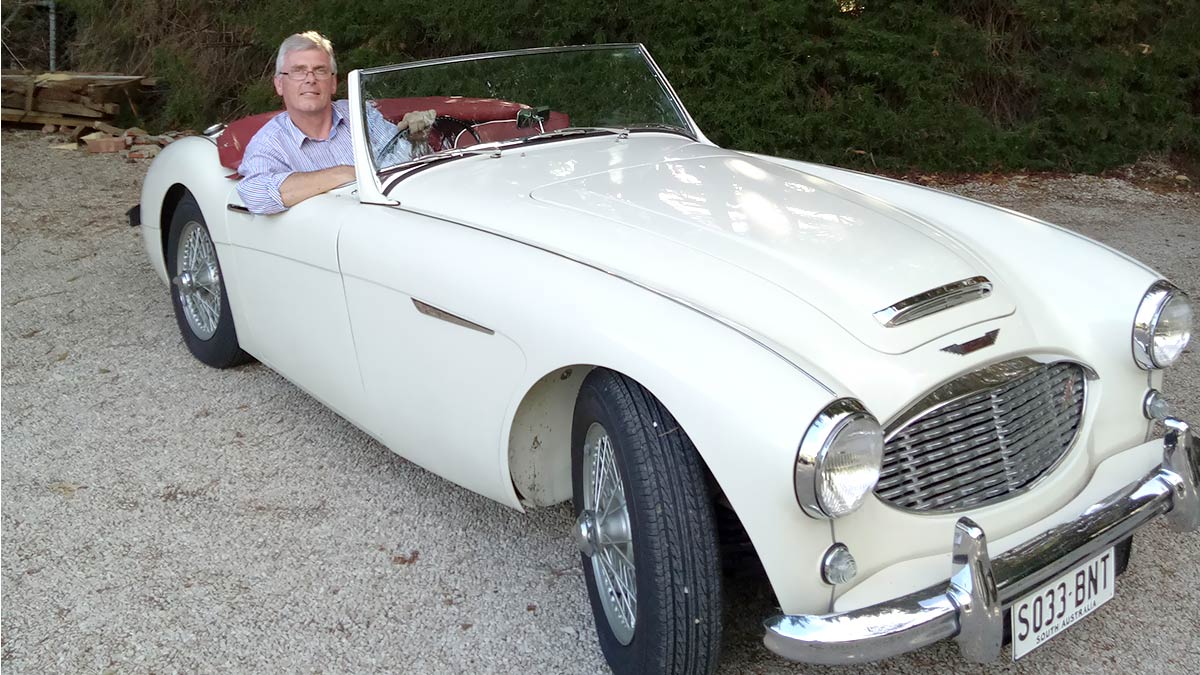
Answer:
[{"left": 274, "top": 48, "right": 337, "bottom": 115}]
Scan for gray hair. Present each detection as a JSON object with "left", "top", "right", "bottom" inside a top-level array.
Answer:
[{"left": 275, "top": 31, "right": 337, "bottom": 76}]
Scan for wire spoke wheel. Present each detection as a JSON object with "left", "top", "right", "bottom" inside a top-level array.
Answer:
[
  {"left": 174, "top": 220, "right": 222, "bottom": 340},
  {"left": 581, "top": 421, "right": 637, "bottom": 645},
  {"left": 165, "top": 192, "right": 251, "bottom": 369}
]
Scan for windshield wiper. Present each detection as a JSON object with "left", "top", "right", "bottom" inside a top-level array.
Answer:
[
  {"left": 378, "top": 144, "right": 503, "bottom": 178},
  {"left": 628, "top": 123, "right": 696, "bottom": 139},
  {"left": 525, "top": 126, "right": 630, "bottom": 141}
]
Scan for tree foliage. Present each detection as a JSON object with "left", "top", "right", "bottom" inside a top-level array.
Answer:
[{"left": 50, "top": 0, "right": 1200, "bottom": 172}]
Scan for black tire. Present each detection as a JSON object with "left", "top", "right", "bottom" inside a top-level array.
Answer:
[
  {"left": 165, "top": 192, "right": 252, "bottom": 368},
  {"left": 572, "top": 369, "right": 722, "bottom": 675}
]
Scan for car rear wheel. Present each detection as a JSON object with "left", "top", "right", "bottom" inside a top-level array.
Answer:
[
  {"left": 166, "top": 192, "right": 251, "bottom": 368},
  {"left": 572, "top": 369, "right": 722, "bottom": 675}
]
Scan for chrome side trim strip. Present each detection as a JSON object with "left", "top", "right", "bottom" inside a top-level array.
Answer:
[
  {"left": 762, "top": 418, "right": 1200, "bottom": 664},
  {"left": 412, "top": 299, "right": 495, "bottom": 335},
  {"left": 874, "top": 276, "right": 993, "bottom": 327}
]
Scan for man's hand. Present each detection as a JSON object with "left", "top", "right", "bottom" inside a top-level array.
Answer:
[
  {"left": 399, "top": 109, "right": 437, "bottom": 144},
  {"left": 279, "top": 164, "right": 356, "bottom": 208}
]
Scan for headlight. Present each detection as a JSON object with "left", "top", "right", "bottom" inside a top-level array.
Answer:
[
  {"left": 794, "top": 399, "right": 884, "bottom": 519},
  {"left": 1133, "top": 281, "right": 1193, "bottom": 369}
]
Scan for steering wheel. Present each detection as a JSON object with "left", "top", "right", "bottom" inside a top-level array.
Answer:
[{"left": 430, "top": 115, "right": 482, "bottom": 151}]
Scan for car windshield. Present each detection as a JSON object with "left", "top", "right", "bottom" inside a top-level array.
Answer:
[{"left": 357, "top": 44, "right": 694, "bottom": 172}]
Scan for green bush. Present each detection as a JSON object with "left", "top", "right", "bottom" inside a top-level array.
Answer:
[{"left": 56, "top": 0, "right": 1199, "bottom": 172}]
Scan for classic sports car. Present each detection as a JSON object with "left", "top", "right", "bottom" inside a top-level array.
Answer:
[{"left": 133, "top": 44, "right": 1197, "bottom": 673}]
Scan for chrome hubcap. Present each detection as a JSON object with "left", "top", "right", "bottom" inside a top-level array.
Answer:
[
  {"left": 173, "top": 220, "right": 221, "bottom": 340},
  {"left": 578, "top": 422, "right": 636, "bottom": 645}
]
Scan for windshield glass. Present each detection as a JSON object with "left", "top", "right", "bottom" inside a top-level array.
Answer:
[{"left": 358, "top": 45, "right": 693, "bottom": 172}]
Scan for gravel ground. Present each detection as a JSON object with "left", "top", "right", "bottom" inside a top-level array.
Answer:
[{"left": 2, "top": 129, "right": 1198, "bottom": 674}]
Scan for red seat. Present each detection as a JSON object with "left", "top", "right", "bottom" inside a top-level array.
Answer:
[{"left": 217, "top": 97, "right": 569, "bottom": 171}]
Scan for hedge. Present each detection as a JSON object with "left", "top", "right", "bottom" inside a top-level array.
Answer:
[{"left": 53, "top": 0, "right": 1200, "bottom": 172}]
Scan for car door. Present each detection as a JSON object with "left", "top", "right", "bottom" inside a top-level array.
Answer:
[
  {"left": 337, "top": 204, "right": 528, "bottom": 505},
  {"left": 223, "top": 185, "right": 367, "bottom": 422}
]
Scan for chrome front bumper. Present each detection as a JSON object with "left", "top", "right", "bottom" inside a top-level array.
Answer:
[{"left": 763, "top": 418, "right": 1200, "bottom": 664}]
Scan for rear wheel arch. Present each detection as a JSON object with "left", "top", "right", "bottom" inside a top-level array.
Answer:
[{"left": 159, "top": 183, "right": 189, "bottom": 263}]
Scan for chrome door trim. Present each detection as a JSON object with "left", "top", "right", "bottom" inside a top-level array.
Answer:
[{"left": 412, "top": 299, "right": 494, "bottom": 335}]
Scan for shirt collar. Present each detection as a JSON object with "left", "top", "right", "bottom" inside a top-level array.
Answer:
[{"left": 282, "top": 103, "right": 347, "bottom": 148}]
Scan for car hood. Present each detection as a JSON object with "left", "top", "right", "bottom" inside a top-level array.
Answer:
[{"left": 390, "top": 136, "right": 1016, "bottom": 355}]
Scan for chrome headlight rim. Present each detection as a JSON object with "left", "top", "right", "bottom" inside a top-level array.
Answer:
[
  {"left": 1133, "top": 280, "right": 1192, "bottom": 369},
  {"left": 795, "top": 398, "right": 884, "bottom": 520}
]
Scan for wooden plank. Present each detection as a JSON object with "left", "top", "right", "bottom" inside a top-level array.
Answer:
[
  {"left": 80, "top": 97, "right": 120, "bottom": 115},
  {"left": 0, "top": 93, "right": 108, "bottom": 117},
  {"left": 34, "top": 72, "right": 145, "bottom": 85},
  {"left": 26, "top": 86, "right": 87, "bottom": 103},
  {"left": 0, "top": 107, "right": 105, "bottom": 128},
  {"left": 93, "top": 120, "right": 125, "bottom": 135}
]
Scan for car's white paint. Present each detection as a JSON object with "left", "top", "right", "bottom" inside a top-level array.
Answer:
[{"left": 139, "top": 99, "right": 1165, "bottom": 617}]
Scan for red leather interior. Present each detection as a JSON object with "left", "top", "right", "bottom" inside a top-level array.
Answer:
[
  {"left": 218, "top": 111, "right": 282, "bottom": 171},
  {"left": 217, "top": 97, "right": 569, "bottom": 171}
]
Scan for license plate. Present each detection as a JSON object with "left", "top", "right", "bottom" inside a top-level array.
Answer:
[{"left": 1010, "top": 547, "right": 1116, "bottom": 660}]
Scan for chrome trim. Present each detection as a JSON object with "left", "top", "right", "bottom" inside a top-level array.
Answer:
[
  {"left": 1163, "top": 419, "right": 1199, "bottom": 531},
  {"left": 411, "top": 299, "right": 495, "bottom": 335},
  {"left": 226, "top": 203, "right": 251, "bottom": 214},
  {"left": 874, "top": 276, "right": 993, "bottom": 328},
  {"left": 763, "top": 418, "right": 1200, "bottom": 664},
  {"left": 202, "top": 122, "right": 226, "bottom": 138},
  {"left": 795, "top": 399, "right": 882, "bottom": 519},
  {"left": 885, "top": 357, "right": 1091, "bottom": 435},
  {"left": 1132, "top": 280, "right": 1189, "bottom": 369},
  {"left": 947, "top": 518, "right": 1003, "bottom": 662},
  {"left": 940, "top": 328, "right": 999, "bottom": 356},
  {"left": 361, "top": 43, "right": 643, "bottom": 75},
  {"left": 878, "top": 359, "right": 1090, "bottom": 513}
]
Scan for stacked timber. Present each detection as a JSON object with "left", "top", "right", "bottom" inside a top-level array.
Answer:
[{"left": 0, "top": 70, "right": 155, "bottom": 130}]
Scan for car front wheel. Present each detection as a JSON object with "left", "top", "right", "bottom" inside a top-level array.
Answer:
[
  {"left": 572, "top": 369, "right": 722, "bottom": 675},
  {"left": 165, "top": 192, "right": 251, "bottom": 368}
]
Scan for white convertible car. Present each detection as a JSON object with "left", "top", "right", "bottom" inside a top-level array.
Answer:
[{"left": 134, "top": 44, "right": 1197, "bottom": 673}]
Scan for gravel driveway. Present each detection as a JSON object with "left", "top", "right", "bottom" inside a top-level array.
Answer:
[{"left": 2, "top": 130, "right": 1197, "bottom": 674}]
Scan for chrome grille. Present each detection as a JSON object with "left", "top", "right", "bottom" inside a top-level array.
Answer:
[{"left": 875, "top": 362, "right": 1086, "bottom": 512}]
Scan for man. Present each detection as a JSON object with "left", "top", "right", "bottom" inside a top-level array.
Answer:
[{"left": 237, "top": 31, "right": 433, "bottom": 215}]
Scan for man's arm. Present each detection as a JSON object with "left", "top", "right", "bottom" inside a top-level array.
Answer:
[
  {"left": 237, "top": 130, "right": 356, "bottom": 215},
  {"left": 279, "top": 165, "right": 356, "bottom": 208}
]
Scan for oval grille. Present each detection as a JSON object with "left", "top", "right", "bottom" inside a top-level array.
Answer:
[{"left": 875, "top": 362, "right": 1086, "bottom": 512}]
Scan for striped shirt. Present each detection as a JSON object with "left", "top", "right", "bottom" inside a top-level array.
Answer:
[{"left": 236, "top": 99, "right": 413, "bottom": 214}]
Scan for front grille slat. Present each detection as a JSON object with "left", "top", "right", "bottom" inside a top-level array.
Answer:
[{"left": 876, "top": 362, "right": 1086, "bottom": 512}]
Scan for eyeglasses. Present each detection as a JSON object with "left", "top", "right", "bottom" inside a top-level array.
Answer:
[{"left": 279, "top": 67, "right": 332, "bottom": 81}]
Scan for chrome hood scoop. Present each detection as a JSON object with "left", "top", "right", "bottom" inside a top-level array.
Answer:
[{"left": 874, "top": 276, "right": 994, "bottom": 328}]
